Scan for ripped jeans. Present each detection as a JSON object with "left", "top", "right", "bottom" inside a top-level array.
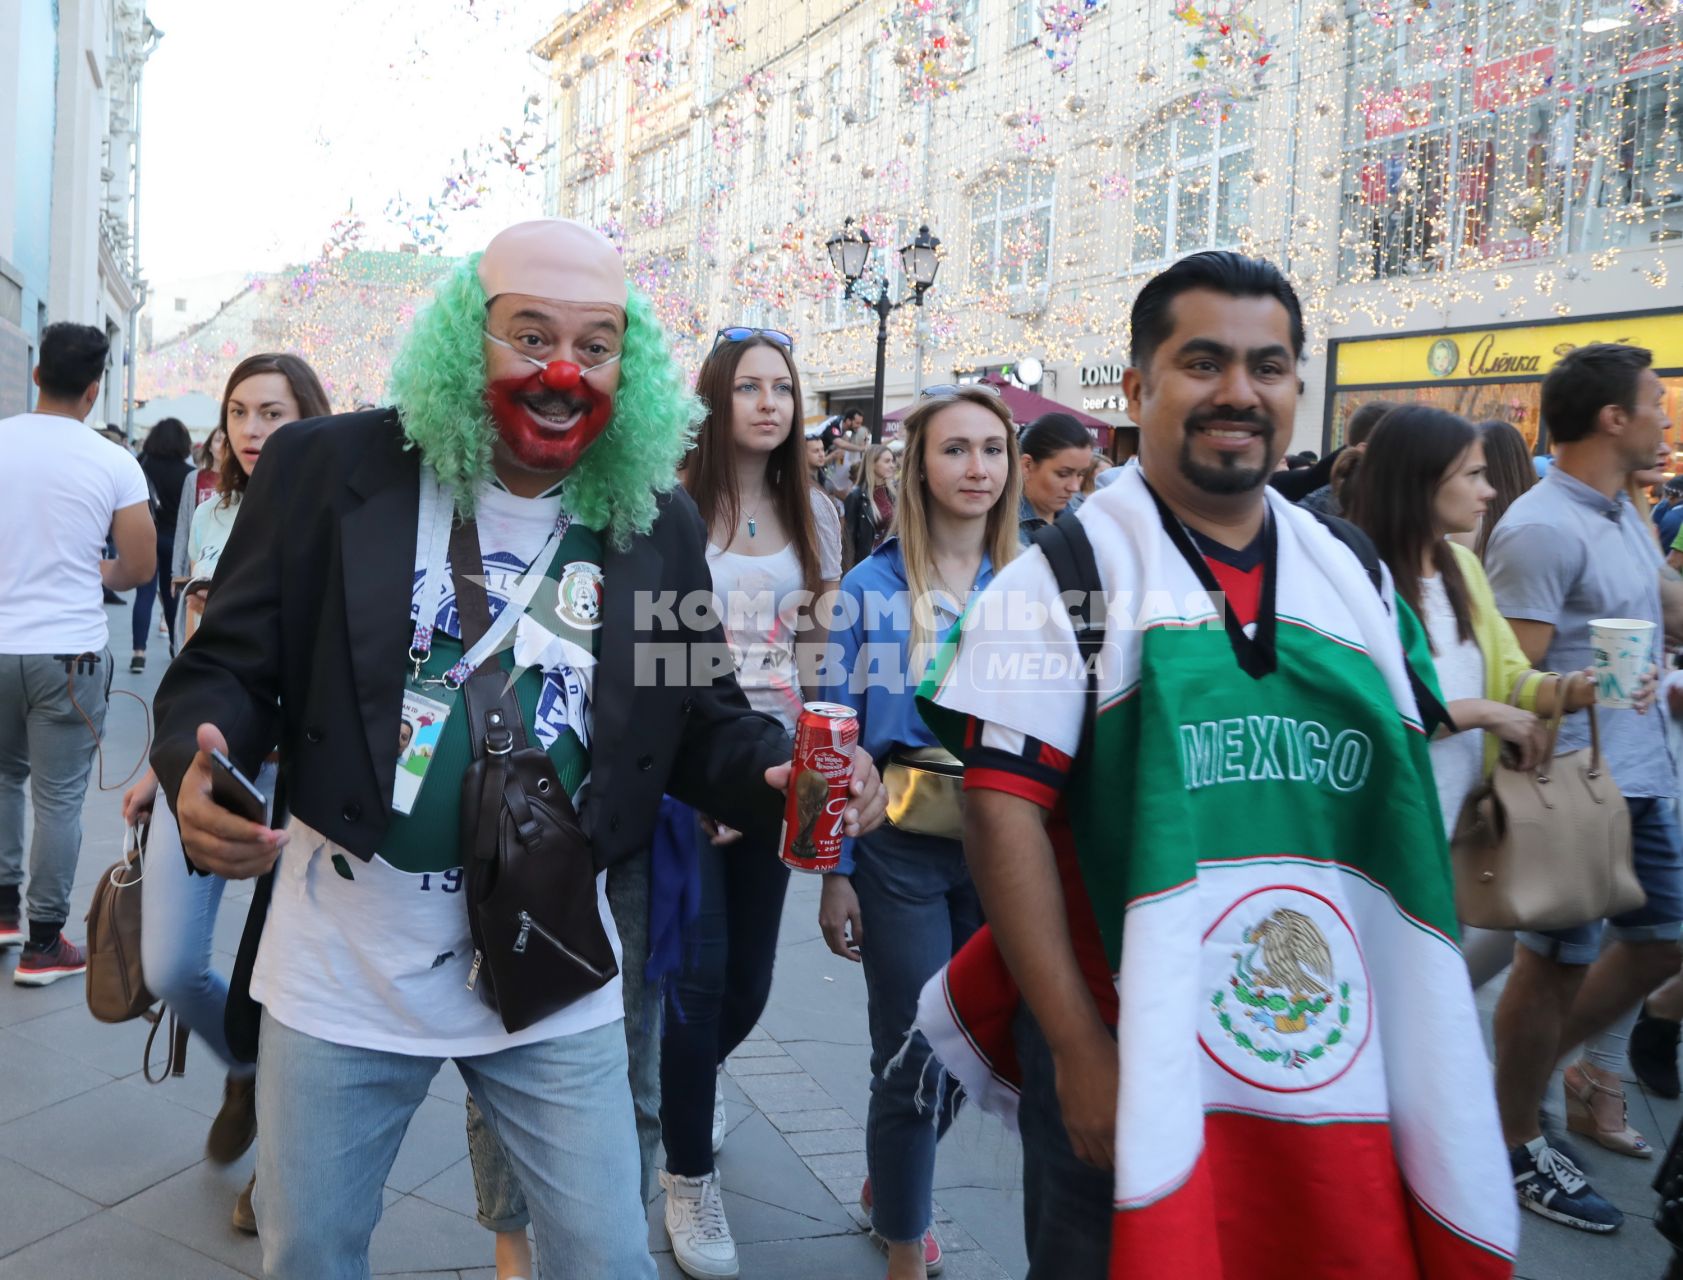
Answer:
[{"left": 852, "top": 822, "right": 984, "bottom": 1244}]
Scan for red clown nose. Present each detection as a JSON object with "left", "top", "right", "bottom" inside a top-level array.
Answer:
[{"left": 539, "top": 360, "right": 582, "bottom": 392}]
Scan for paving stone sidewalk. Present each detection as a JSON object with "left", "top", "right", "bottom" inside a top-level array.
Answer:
[{"left": 0, "top": 601, "right": 1676, "bottom": 1277}]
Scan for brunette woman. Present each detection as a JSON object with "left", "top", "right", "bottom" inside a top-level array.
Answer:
[
  {"left": 1017, "top": 411, "right": 1092, "bottom": 542},
  {"left": 1347, "top": 409, "right": 1651, "bottom": 1159},
  {"left": 819, "top": 386, "right": 1020, "bottom": 1278},
  {"left": 658, "top": 327, "right": 842, "bottom": 1279},
  {"left": 122, "top": 353, "right": 331, "bottom": 1233},
  {"left": 131, "top": 418, "right": 195, "bottom": 670},
  {"left": 1469, "top": 420, "right": 1537, "bottom": 559},
  {"left": 843, "top": 443, "right": 899, "bottom": 569}
]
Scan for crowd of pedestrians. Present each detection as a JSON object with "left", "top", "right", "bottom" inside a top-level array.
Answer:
[{"left": 3, "top": 226, "right": 1683, "bottom": 1280}]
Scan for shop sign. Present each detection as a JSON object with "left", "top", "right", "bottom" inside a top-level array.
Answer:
[
  {"left": 1362, "top": 84, "right": 1434, "bottom": 141},
  {"left": 1078, "top": 363, "right": 1127, "bottom": 387},
  {"left": 1622, "top": 44, "right": 1683, "bottom": 76},
  {"left": 1334, "top": 311, "right": 1683, "bottom": 387},
  {"left": 1083, "top": 394, "right": 1125, "bottom": 412},
  {"left": 1472, "top": 48, "right": 1556, "bottom": 112}
]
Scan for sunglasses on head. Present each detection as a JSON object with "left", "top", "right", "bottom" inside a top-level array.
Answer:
[
  {"left": 920, "top": 382, "right": 1002, "bottom": 398},
  {"left": 713, "top": 326, "right": 795, "bottom": 351}
]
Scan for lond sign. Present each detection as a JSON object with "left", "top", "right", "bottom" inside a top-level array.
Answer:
[{"left": 1079, "top": 363, "right": 1127, "bottom": 387}]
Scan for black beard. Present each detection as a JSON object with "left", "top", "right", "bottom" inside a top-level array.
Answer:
[{"left": 1178, "top": 409, "right": 1275, "bottom": 496}]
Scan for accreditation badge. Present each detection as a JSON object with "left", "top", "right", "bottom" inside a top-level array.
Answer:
[{"left": 392, "top": 686, "right": 452, "bottom": 816}]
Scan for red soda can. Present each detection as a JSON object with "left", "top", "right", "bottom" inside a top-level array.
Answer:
[{"left": 779, "top": 702, "right": 859, "bottom": 873}]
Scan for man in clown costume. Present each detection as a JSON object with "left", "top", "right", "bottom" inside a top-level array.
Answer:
[
  {"left": 914, "top": 252, "right": 1518, "bottom": 1278},
  {"left": 151, "top": 219, "right": 884, "bottom": 1278}
]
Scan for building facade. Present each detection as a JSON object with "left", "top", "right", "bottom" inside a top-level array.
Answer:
[
  {"left": 535, "top": 0, "right": 1681, "bottom": 452},
  {"left": 0, "top": 0, "right": 157, "bottom": 426}
]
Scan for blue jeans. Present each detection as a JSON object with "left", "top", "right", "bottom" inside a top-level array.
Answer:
[
  {"left": 255, "top": 1010, "right": 654, "bottom": 1280},
  {"left": 469, "top": 849, "right": 663, "bottom": 1226},
  {"left": 659, "top": 820, "right": 789, "bottom": 1176},
  {"left": 139, "top": 762, "right": 274, "bottom": 1072},
  {"left": 1519, "top": 795, "right": 1683, "bottom": 964},
  {"left": 130, "top": 537, "right": 177, "bottom": 653},
  {"left": 1014, "top": 1010, "right": 1113, "bottom": 1280},
  {"left": 852, "top": 823, "right": 983, "bottom": 1243}
]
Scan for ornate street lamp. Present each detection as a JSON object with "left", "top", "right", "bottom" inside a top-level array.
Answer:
[{"left": 827, "top": 220, "right": 942, "bottom": 442}]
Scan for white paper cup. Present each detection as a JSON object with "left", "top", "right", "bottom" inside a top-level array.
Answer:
[{"left": 1589, "top": 617, "right": 1656, "bottom": 709}]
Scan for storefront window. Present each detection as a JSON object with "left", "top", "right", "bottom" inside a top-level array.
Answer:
[{"left": 1325, "top": 313, "right": 1683, "bottom": 455}]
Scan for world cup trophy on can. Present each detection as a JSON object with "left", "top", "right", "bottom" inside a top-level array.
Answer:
[{"left": 779, "top": 702, "right": 859, "bottom": 873}]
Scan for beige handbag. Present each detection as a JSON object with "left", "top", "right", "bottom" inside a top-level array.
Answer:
[
  {"left": 1451, "top": 700, "right": 1643, "bottom": 931},
  {"left": 884, "top": 747, "right": 966, "bottom": 841}
]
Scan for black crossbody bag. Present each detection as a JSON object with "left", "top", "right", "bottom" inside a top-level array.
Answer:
[{"left": 449, "top": 518, "right": 618, "bottom": 1033}]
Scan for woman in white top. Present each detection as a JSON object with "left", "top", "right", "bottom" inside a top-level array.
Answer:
[
  {"left": 657, "top": 327, "right": 841, "bottom": 1278},
  {"left": 1346, "top": 407, "right": 1655, "bottom": 1158},
  {"left": 122, "top": 353, "right": 331, "bottom": 1230}
]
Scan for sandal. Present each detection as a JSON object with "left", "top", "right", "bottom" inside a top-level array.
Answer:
[{"left": 1565, "top": 1061, "right": 1652, "bottom": 1158}]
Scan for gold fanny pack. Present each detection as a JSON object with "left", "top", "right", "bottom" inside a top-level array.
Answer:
[{"left": 884, "top": 747, "right": 965, "bottom": 841}]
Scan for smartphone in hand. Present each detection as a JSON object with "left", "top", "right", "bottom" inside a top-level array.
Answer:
[{"left": 207, "top": 749, "right": 269, "bottom": 826}]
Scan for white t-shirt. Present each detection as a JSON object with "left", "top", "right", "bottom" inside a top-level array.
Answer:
[
  {"left": 0, "top": 413, "right": 150, "bottom": 653},
  {"left": 1422, "top": 573, "right": 1487, "bottom": 836},
  {"left": 706, "top": 490, "right": 842, "bottom": 733},
  {"left": 187, "top": 492, "right": 243, "bottom": 581},
  {"left": 251, "top": 483, "right": 623, "bottom": 1057}
]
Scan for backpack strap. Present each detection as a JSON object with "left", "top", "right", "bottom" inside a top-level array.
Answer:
[{"left": 1032, "top": 513, "right": 1105, "bottom": 757}]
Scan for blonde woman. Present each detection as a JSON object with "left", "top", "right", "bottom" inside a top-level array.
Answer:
[
  {"left": 819, "top": 385, "right": 1021, "bottom": 1278},
  {"left": 843, "top": 443, "right": 899, "bottom": 569}
]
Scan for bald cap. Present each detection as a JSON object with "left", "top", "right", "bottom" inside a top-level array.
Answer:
[{"left": 478, "top": 219, "right": 626, "bottom": 309}]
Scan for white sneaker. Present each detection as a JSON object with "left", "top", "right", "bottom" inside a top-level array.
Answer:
[
  {"left": 661, "top": 1169, "right": 739, "bottom": 1279},
  {"left": 711, "top": 1073, "right": 727, "bottom": 1155}
]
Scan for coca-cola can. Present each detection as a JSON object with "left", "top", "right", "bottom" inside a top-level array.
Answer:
[{"left": 779, "top": 702, "right": 859, "bottom": 873}]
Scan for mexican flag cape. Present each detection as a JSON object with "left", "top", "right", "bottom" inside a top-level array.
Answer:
[{"left": 915, "top": 465, "right": 1517, "bottom": 1278}]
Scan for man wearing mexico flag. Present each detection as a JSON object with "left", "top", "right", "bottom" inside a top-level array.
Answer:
[{"left": 914, "top": 252, "right": 1517, "bottom": 1277}]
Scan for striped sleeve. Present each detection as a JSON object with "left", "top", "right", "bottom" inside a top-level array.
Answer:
[{"left": 960, "top": 714, "right": 1073, "bottom": 810}]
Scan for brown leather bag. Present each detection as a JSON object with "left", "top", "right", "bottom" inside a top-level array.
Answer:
[
  {"left": 450, "top": 519, "right": 617, "bottom": 1034},
  {"left": 1451, "top": 700, "right": 1644, "bottom": 931},
  {"left": 84, "top": 821, "right": 189, "bottom": 1081}
]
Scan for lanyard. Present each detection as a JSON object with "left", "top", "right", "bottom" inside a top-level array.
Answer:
[{"left": 409, "top": 472, "right": 571, "bottom": 690}]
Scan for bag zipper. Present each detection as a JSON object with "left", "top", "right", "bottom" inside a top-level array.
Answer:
[
  {"left": 514, "top": 910, "right": 608, "bottom": 979},
  {"left": 466, "top": 950, "right": 483, "bottom": 991}
]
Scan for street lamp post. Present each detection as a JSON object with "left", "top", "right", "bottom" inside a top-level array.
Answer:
[{"left": 825, "top": 220, "right": 941, "bottom": 443}]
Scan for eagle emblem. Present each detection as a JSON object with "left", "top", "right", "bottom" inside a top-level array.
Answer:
[{"left": 1201, "top": 888, "right": 1367, "bottom": 1088}]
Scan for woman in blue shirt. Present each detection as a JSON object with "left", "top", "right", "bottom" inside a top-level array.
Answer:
[{"left": 819, "top": 386, "right": 1022, "bottom": 1279}]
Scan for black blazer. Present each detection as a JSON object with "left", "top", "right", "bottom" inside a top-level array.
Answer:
[{"left": 152, "top": 408, "right": 790, "bottom": 868}]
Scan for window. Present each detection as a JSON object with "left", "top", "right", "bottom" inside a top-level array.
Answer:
[
  {"left": 865, "top": 46, "right": 886, "bottom": 117},
  {"left": 824, "top": 66, "right": 843, "bottom": 140},
  {"left": 1010, "top": 0, "right": 1039, "bottom": 48},
  {"left": 1571, "top": 25, "right": 1683, "bottom": 253},
  {"left": 573, "top": 170, "right": 618, "bottom": 231},
  {"left": 574, "top": 64, "right": 614, "bottom": 135},
  {"left": 173, "top": 297, "right": 186, "bottom": 312},
  {"left": 970, "top": 168, "right": 1055, "bottom": 293},
  {"left": 629, "top": 12, "right": 693, "bottom": 104},
  {"left": 1130, "top": 101, "right": 1254, "bottom": 267},
  {"left": 634, "top": 134, "right": 692, "bottom": 224},
  {"left": 1332, "top": 0, "right": 1626, "bottom": 280},
  {"left": 956, "top": 0, "right": 982, "bottom": 71}
]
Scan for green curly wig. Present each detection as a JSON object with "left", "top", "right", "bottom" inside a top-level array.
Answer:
[{"left": 387, "top": 252, "right": 697, "bottom": 546}]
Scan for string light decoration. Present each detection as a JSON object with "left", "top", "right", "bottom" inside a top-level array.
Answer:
[
  {"left": 523, "top": 0, "right": 1678, "bottom": 420},
  {"left": 139, "top": 0, "right": 1682, "bottom": 441}
]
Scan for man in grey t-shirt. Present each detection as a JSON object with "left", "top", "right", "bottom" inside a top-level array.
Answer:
[{"left": 1484, "top": 343, "right": 1680, "bottom": 1235}]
